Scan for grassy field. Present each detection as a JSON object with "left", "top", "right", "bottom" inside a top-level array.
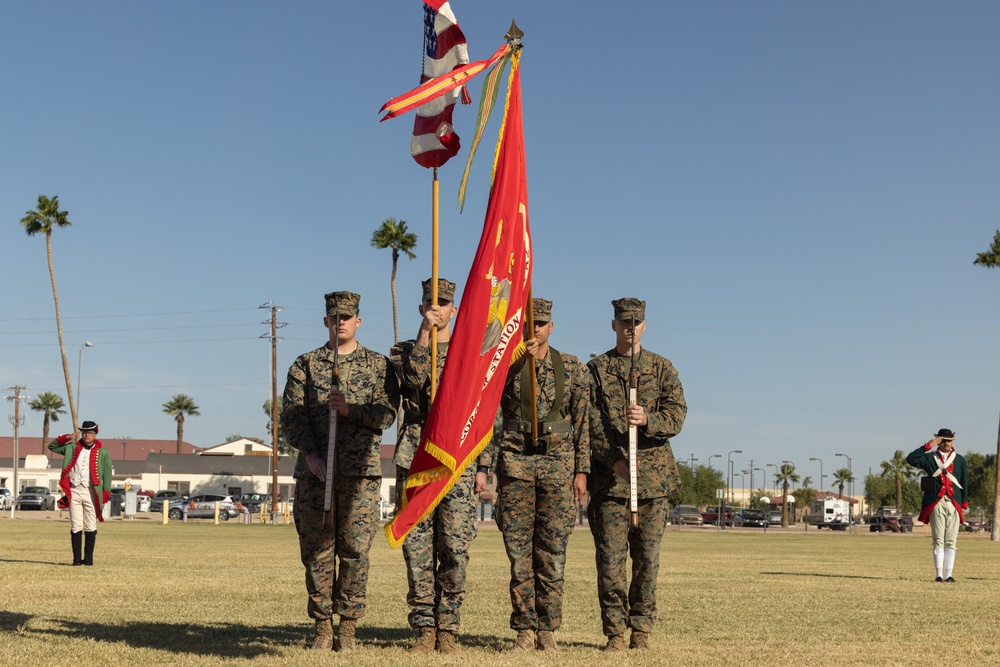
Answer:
[{"left": 2, "top": 516, "right": 1000, "bottom": 666}]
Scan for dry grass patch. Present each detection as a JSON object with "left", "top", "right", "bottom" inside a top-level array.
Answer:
[{"left": 2, "top": 518, "right": 999, "bottom": 666}]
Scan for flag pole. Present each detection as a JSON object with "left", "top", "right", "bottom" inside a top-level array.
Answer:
[
  {"left": 430, "top": 166, "right": 440, "bottom": 401},
  {"left": 525, "top": 287, "right": 539, "bottom": 447}
]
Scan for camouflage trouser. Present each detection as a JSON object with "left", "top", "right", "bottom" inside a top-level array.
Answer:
[
  {"left": 294, "top": 474, "right": 381, "bottom": 621},
  {"left": 396, "top": 464, "right": 478, "bottom": 631},
  {"left": 587, "top": 495, "right": 669, "bottom": 636},
  {"left": 496, "top": 474, "right": 575, "bottom": 631}
]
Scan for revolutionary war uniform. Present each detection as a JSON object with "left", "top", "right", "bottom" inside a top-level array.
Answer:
[
  {"left": 48, "top": 420, "right": 112, "bottom": 566},
  {"left": 282, "top": 291, "right": 399, "bottom": 651},
  {"left": 587, "top": 298, "right": 687, "bottom": 651},
  {"left": 906, "top": 428, "right": 969, "bottom": 582},
  {"left": 391, "top": 278, "right": 491, "bottom": 654},
  {"left": 492, "top": 298, "right": 591, "bottom": 652}
]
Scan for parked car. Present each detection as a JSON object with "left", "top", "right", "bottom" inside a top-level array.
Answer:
[
  {"left": 734, "top": 509, "right": 768, "bottom": 528},
  {"left": 137, "top": 495, "right": 151, "bottom": 512},
  {"left": 237, "top": 492, "right": 271, "bottom": 513},
  {"left": 150, "top": 490, "right": 187, "bottom": 513},
  {"left": 869, "top": 512, "right": 912, "bottom": 533},
  {"left": 701, "top": 506, "right": 737, "bottom": 527},
  {"left": 767, "top": 510, "right": 782, "bottom": 525},
  {"left": 671, "top": 505, "right": 704, "bottom": 526},
  {"left": 0, "top": 487, "right": 12, "bottom": 510},
  {"left": 965, "top": 519, "right": 992, "bottom": 532},
  {"left": 167, "top": 494, "right": 238, "bottom": 521},
  {"left": 16, "top": 486, "right": 56, "bottom": 511}
]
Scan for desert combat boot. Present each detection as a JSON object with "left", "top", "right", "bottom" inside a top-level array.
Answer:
[
  {"left": 310, "top": 618, "right": 334, "bottom": 651},
  {"left": 629, "top": 630, "right": 651, "bottom": 650},
  {"left": 602, "top": 633, "right": 627, "bottom": 653},
  {"left": 507, "top": 629, "right": 535, "bottom": 653},
  {"left": 535, "top": 630, "right": 558, "bottom": 653},
  {"left": 436, "top": 629, "right": 460, "bottom": 654},
  {"left": 408, "top": 627, "right": 436, "bottom": 654},
  {"left": 336, "top": 618, "right": 357, "bottom": 652}
]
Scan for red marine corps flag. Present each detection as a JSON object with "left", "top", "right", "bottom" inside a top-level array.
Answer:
[{"left": 387, "top": 50, "right": 530, "bottom": 547}]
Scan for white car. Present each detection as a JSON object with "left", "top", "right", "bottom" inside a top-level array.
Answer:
[{"left": 0, "top": 488, "right": 12, "bottom": 510}]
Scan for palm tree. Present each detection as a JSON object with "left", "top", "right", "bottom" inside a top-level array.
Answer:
[
  {"left": 832, "top": 467, "right": 854, "bottom": 500},
  {"left": 370, "top": 218, "right": 418, "bottom": 345},
  {"left": 973, "top": 230, "right": 1000, "bottom": 268},
  {"left": 880, "top": 450, "right": 914, "bottom": 512},
  {"left": 20, "top": 195, "right": 78, "bottom": 431},
  {"left": 162, "top": 394, "right": 200, "bottom": 454},
  {"left": 973, "top": 231, "right": 1000, "bottom": 541},
  {"left": 29, "top": 392, "right": 66, "bottom": 449},
  {"left": 774, "top": 463, "right": 800, "bottom": 528}
]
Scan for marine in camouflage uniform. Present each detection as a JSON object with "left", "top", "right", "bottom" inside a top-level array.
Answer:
[
  {"left": 391, "top": 278, "right": 491, "bottom": 654},
  {"left": 282, "top": 291, "right": 399, "bottom": 652},
  {"left": 492, "top": 298, "right": 591, "bottom": 653},
  {"left": 587, "top": 297, "right": 687, "bottom": 652}
]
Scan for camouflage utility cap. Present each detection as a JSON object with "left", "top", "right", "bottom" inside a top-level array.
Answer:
[
  {"left": 612, "top": 297, "right": 645, "bottom": 321},
  {"left": 325, "top": 291, "right": 361, "bottom": 317},
  {"left": 422, "top": 278, "right": 456, "bottom": 304},
  {"left": 532, "top": 298, "right": 553, "bottom": 322}
]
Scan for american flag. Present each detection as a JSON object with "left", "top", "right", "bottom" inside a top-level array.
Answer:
[{"left": 411, "top": 0, "right": 470, "bottom": 168}]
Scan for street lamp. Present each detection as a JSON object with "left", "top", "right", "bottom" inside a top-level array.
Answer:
[
  {"left": 708, "top": 454, "right": 721, "bottom": 470},
  {"left": 766, "top": 463, "right": 779, "bottom": 497},
  {"left": 810, "top": 457, "right": 824, "bottom": 494},
  {"left": 753, "top": 467, "right": 764, "bottom": 500},
  {"left": 836, "top": 452, "right": 853, "bottom": 531},
  {"left": 736, "top": 472, "right": 746, "bottom": 508},
  {"left": 77, "top": 341, "right": 94, "bottom": 420},
  {"left": 727, "top": 450, "right": 743, "bottom": 505}
]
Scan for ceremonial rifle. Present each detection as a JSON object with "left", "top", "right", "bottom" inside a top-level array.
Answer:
[
  {"left": 323, "top": 309, "right": 341, "bottom": 527},
  {"left": 628, "top": 315, "right": 639, "bottom": 528}
]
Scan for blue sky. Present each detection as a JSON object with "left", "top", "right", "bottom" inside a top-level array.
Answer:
[{"left": 3, "top": 2, "right": 1000, "bottom": 494}]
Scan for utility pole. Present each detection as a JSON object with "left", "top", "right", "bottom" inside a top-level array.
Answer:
[
  {"left": 6, "top": 385, "right": 30, "bottom": 516},
  {"left": 260, "top": 302, "right": 286, "bottom": 518}
]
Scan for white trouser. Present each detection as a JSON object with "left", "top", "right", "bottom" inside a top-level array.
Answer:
[
  {"left": 930, "top": 499, "right": 960, "bottom": 550},
  {"left": 70, "top": 483, "right": 97, "bottom": 533}
]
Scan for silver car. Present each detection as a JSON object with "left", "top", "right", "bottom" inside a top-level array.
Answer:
[
  {"left": 16, "top": 486, "right": 56, "bottom": 511},
  {"left": 167, "top": 494, "right": 238, "bottom": 521}
]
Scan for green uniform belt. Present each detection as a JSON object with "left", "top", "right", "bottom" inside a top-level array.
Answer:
[{"left": 505, "top": 418, "right": 572, "bottom": 435}]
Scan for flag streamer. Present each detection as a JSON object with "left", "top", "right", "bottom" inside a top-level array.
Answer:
[{"left": 457, "top": 50, "right": 514, "bottom": 212}]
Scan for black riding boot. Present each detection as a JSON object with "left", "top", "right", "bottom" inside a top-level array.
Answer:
[
  {"left": 71, "top": 531, "right": 83, "bottom": 565},
  {"left": 83, "top": 530, "right": 97, "bottom": 566}
]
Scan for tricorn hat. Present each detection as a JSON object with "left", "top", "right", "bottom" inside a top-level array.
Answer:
[
  {"left": 934, "top": 428, "right": 956, "bottom": 441},
  {"left": 80, "top": 420, "right": 99, "bottom": 434},
  {"left": 324, "top": 291, "right": 361, "bottom": 317}
]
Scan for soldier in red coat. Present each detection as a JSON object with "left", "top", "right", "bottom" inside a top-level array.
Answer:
[{"left": 906, "top": 429, "right": 969, "bottom": 582}]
